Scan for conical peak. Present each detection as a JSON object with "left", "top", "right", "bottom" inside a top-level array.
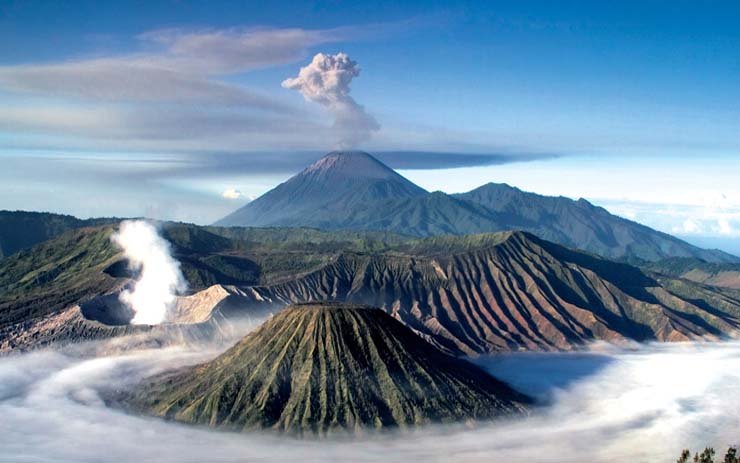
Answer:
[{"left": 302, "top": 151, "right": 397, "bottom": 179}]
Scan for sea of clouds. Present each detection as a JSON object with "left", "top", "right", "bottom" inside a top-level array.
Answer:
[{"left": 1, "top": 341, "right": 740, "bottom": 462}]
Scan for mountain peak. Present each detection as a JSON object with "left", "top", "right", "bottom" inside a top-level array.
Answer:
[
  {"left": 302, "top": 150, "right": 400, "bottom": 180},
  {"left": 214, "top": 150, "right": 426, "bottom": 228}
]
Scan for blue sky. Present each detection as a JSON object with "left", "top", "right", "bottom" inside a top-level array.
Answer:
[{"left": 0, "top": 1, "right": 739, "bottom": 252}]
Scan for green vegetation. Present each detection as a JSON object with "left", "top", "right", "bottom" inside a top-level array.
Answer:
[
  {"left": 676, "top": 447, "right": 738, "bottom": 463},
  {"left": 645, "top": 257, "right": 740, "bottom": 290},
  {"left": 0, "top": 226, "right": 120, "bottom": 329},
  {"left": 129, "top": 303, "right": 530, "bottom": 434},
  {"left": 0, "top": 210, "right": 115, "bottom": 258},
  {"left": 162, "top": 223, "right": 414, "bottom": 289}
]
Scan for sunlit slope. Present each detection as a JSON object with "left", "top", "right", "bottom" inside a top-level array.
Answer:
[
  {"left": 215, "top": 151, "right": 427, "bottom": 228},
  {"left": 129, "top": 303, "right": 530, "bottom": 434},
  {"left": 249, "top": 232, "right": 740, "bottom": 354}
]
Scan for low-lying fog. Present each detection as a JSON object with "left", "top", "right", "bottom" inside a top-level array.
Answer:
[{"left": 2, "top": 340, "right": 739, "bottom": 463}]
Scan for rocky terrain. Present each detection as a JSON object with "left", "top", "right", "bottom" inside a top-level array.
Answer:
[
  {"left": 238, "top": 231, "right": 740, "bottom": 354},
  {"left": 127, "top": 303, "right": 530, "bottom": 435},
  {"left": 3, "top": 223, "right": 740, "bottom": 356}
]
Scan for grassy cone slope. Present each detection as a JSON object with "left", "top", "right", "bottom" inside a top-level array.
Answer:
[{"left": 130, "top": 303, "right": 530, "bottom": 435}]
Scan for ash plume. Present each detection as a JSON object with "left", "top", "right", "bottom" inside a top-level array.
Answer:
[
  {"left": 111, "top": 220, "right": 186, "bottom": 324},
  {"left": 282, "top": 52, "right": 379, "bottom": 148}
]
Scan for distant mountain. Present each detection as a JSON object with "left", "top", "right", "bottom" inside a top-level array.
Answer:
[
  {"left": 644, "top": 257, "right": 740, "bottom": 290},
  {"left": 455, "top": 183, "right": 737, "bottom": 263},
  {"left": 0, "top": 210, "right": 114, "bottom": 258},
  {"left": 5, "top": 223, "right": 740, "bottom": 355},
  {"left": 215, "top": 151, "right": 737, "bottom": 263},
  {"left": 215, "top": 151, "right": 427, "bottom": 228},
  {"left": 127, "top": 303, "right": 530, "bottom": 434}
]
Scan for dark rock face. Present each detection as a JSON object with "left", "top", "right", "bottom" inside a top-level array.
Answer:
[{"left": 128, "top": 303, "right": 530, "bottom": 435}]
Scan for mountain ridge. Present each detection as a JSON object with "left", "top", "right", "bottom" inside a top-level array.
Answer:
[
  {"left": 4, "top": 223, "right": 740, "bottom": 355},
  {"left": 215, "top": 151, "right": 737, "bottom": 264}
]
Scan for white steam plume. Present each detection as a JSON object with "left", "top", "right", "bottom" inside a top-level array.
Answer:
[
  {"left": 111, "top": 220, "right": 186, "bottom": 325},
  {"left": 282, "top": 52, "right": 379, "bottom": 148}
]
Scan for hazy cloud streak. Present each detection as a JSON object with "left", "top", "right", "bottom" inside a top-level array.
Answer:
[{"left": 0, "top": 26, "right": 376, "bottom": 151}]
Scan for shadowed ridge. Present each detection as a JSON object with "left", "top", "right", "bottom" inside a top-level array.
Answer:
[{"left": 128, "top": 303, "right": 530, "bottom": 435}]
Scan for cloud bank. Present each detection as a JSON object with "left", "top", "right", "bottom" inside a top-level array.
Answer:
[
  {"left": 111, "top": 220, "right": 187, "bottom": 324},
  {"left": 283, "top": 52, "right": 380, "bottom": 148},
  {"left": 2, "top": 341, "right": 740, "bottom": 462}
]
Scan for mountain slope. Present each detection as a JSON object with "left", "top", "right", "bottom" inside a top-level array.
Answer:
[
  {"left": 215, "top": 151, "right": 736, "bottom": 263},
  {"left": 644, "top": 257, "right": 740, "bottom": 290},
  {"left": 0, "top": 223, "right": 409, "bottom": 352},
  {"left": 241, "top": 232, "right": 740, "bottom": 355},
  {"left": 0, "top": 210, "right": 114, "bottom": 258},
  {"left": 455, "top": 183, "right": 736, "bottom": 263},
  {"left": 128, "top": 303, "right": 530, "bottom": 434},
  {"left": 337, "top": 191, "right": 505, "bottom": 237},
  {"left": 215, "top": 151, "right": 427, "bottom": 227},
  {"left": 0, "top": 226, "right": 121, "bottom": 330},
  {"left": 4, "top": 223, "right": 740, "bottom": 356}
]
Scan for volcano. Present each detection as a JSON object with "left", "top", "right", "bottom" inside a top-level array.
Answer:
[
  {"left": 215, "top": 151, "right": 427, "bottom": 228},
  {"left": 214, "top": 151, "right": 737, "bottom": 264},
  {"left": 128, "top": 303, "right": 530, "bottom": 434}
]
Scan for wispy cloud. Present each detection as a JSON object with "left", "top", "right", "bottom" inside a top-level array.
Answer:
[
  {"left": 0, "top": 25, "right": 382, "bottom": 151},
  {"left": 0, "top": 27, "right": 343, "bottom": 105},
  {"left": 3, "top": 341, "right": 740, "bottom": 462}
]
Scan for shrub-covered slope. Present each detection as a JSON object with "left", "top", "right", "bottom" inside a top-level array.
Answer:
[{"left": 128, "top": 303, "right": 530, "bottom": 434}]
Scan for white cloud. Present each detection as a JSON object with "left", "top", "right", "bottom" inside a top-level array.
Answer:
[
  {"left": 673, "top": 218, "right": 703, "bottom": 234},
  {"left": 221, "top": 188, "right": 243, "bottom": 200},
  {"left": 716, "top": 218, "right": 734, "bottom": 235},
  {"left": 282, "top": 52, "right": 380, "bottom": 148},
  {"left": 0, "top": 27, "right": 340, "bottom": 106},
  {"left": 5, "top": 342, "right": 740, "bottom": 462},
  {"left": 0, "top": 26, "right": 379, "bottom": 151}
]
